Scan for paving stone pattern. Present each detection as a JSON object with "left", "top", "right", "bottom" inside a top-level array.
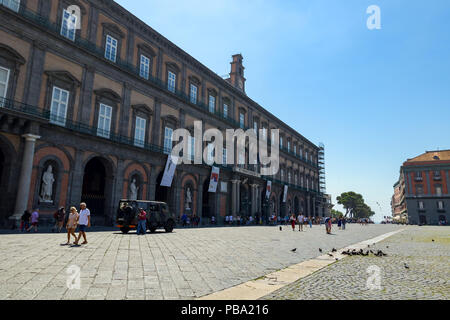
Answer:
[
  {"left": 0, "top": 224, "right": 403, "bottom": 300},
  {"left": 262, "top": 226, "right": 450, "bottom": 300}
]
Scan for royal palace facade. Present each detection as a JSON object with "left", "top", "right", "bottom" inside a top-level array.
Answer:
[{"left": 0, "top": 0, "right": 326, "bottom": 226}]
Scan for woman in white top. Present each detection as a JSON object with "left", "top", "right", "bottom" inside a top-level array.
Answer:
[{"left": 66, "top": 207, "right": 79, "bottom": 245}]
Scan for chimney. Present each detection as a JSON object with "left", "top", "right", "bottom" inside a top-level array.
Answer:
[{"left": 229, "top": 54, "right": 246, "bottom": 93}]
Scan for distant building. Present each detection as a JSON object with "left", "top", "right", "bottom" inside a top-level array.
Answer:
[
  {"left": 396, "top": 150, "right": 450, "bottom": 225},
  {"left": 391, "top": 171, "right": 407, "bottom": 223}
]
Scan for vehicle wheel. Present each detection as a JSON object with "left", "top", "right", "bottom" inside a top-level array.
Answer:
[
  {"left": 165, "top": 220, "right": 175, "bottom": 233},
  {"left": 149, "top": 227, "right": 157, "bottom": 233},
  {"left": 120, "top": 227, "right": 130, "bottom": 234}
]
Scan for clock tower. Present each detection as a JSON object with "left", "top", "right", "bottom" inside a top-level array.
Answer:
[{"left": 229, "top": 54, "right": 246, "bottom": 93}]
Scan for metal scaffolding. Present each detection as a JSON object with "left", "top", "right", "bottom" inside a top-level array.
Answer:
[{"left": 318, "top": 143, "right": 326, "bottom": 194}]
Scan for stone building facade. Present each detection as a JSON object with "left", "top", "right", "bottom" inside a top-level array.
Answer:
[
  {"left": 0, "top": 0, "right": 325, "bottom": 226},
  {"left": 400, "top": 150, "right": 450, "bottom": 225}
]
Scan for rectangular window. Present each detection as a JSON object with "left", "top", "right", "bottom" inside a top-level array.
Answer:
[
  {"left": 438, "top": 201, "right": 444, "bottom": 210},
  {"left": 416, "top": 185, "right": 424, "bottom": 195},
  {"left": 305, "top": 151, "right": 308, "bottom": 161},
  {"left": 288, "top": 172, "right": 291, "bottom": 184},
  {"left": 222, "top": 148, "right": 227, "bottom": 165},
  {"left": 287, "top": 141, "right": 290, "bottom": 152},
  {"left": 262, "top": 127, "right": 267, "bottom": 140},
  {"left": 167, "top": 71, "right": 176, "bottom": 93},
  {"left": 207, "top": 143, "right": 214, "bottom": 164},
  {"left": 239, "top": 113, "right": 245, "bottom": 129},
  {"left": 139, "top": 55, "right": 150, "bottom": 80},
  {"left": 0, "top": 66, "right": 10, "bottom": 107},
  {"left": 436, "top": 185, "right": 442, "bottom": 196},
  {"left": 187, "top": 136, "right": 195, "bottom": 161},
  {"left": 223, "top": 104, "right": 228, "bottom": 118},
  {"left": 134, "top": 116, "right": 146, "bottom": 147},
  {"left": 294, "top": 145, "right": 297, "bottom": 155},
  {"left": 61, "top": 9, "right": 77, "bottom": 41},
  {"left": 271, "top": 131, "right": 275, "bottom": 144},
  {"left": 190, "top": 84, "right": 197, "bottom": 104},
  {"left": 105, "top": 35, "right": 117, "bottom": 62},
  {"left": 97, "top": 103, "right": 112, "bottom": 138},
  {"left": 209, "top": 95, "right": 215, "bottom": 113},
  {"left": 50, "top": 87, "right": 69, "bottom": 126},
  {"left": 2, "top": 0, "right": 20, "bottom": 12},
  {"left": 253, "top": 121, "right": 258, "bottom": 134},
  {"left": 280, "top": 137, "right": 283, "bottom": 148},
  {"left": 163, "top": 127, "right": 173, "bottom": 154},
  {"left": 418, "top": 201, "right": 424, "bottom": 210},
  {"left": 300, "top": 148, "right": 303, "bottom": 159}
]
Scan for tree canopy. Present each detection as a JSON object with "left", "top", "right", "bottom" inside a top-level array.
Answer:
[{"left": 336, "top": 192, "right": 375, "bottom": 218}]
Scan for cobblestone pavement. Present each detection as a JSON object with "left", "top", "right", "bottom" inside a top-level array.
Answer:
[
  {"left": 0, "top": 224, "right": 403, "bottom": 300},
  {"left": 262, "top": 226, "right": 450, "bottom": 300}
]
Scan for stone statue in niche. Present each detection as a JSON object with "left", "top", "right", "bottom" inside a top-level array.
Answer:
[
  {"left": 185, "top": 187, "right": 192, "bottom": 209},
  {"left": 129, "top": 178, "right": 139, "bottom": 200},
  {"left": 40, "top": 165, "right": 55, "bottom": 203}
]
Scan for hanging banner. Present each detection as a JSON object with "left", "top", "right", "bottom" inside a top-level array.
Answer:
[
  {"left": 208, "top": 166, "right": 220, "bottom": 193},
  {"left": 265, "top": 181, "right": 272, "bottom": 199},
  {"left": 160, "top": 154, "right": 178, "bottom": 187},
  {"left": 283, "top": 185, "right": 288, "bottom": 203}
]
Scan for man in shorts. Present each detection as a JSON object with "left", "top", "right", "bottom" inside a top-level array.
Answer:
[{"left": 74, "top": 202, "right": 90, "bottom": 245}]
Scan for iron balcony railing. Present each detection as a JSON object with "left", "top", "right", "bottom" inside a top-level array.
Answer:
[
  {"left": 0, "top": 1, "right": 255, "bottom": 133},
  {"left": 1, "top": 1, "right": 321, "bottom": 170}
]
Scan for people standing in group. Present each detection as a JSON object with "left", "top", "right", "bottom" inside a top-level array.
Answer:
[
  {"left": 66, "top": 207, "right": 79, "bottom": 244},
  {"left": 20, "top": 210, "right": 31, "bottom": 232},
  {"left": 297, "top": 213, "right": 304, "bottom": 231},
  {"left": 290, "top": 213, "right": 296, "bottom": 231},
  {"left": 137, "top": 207, "right": 147, "bottom": 235},
  {"left": 26, "top": 208, "right": 39, "bottom": 233},
  {"left": 74, "top": 202, "right": 90, "bottom": 245}
]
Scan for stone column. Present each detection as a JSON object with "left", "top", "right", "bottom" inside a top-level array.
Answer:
[
  {"left": 69, "top": 149, "right": 85, "bottom": 206},
  {"left": 307, "top": 195, "right": 311, "bottom": 217},
  {"left": 250, "top": 184, "right": 257, "bottom": 215},
  {"left": 11, "top": 134, "right": 41, "bottom": 225},
  {"left": 197, "top": 176, "right": 204, "bottom": 218},
  {"left": 312, "top": 196, "right": 316, "bottom": 217},
  {"left": 231, "top": 180, "right": 240, "bottom": 217}
]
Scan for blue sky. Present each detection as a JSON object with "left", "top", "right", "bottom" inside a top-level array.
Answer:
[{"left": 116, "top": 0, "right": 450, "bottom": 222}]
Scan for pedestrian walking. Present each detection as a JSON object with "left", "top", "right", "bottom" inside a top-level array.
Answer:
[
  {"left": 20, "top": 210, "right": 31, "bottom": 232},
  {"left": 327, "top": 217, "right": 332, "bottom": 234},
  {"left": 53, "top": 207, "right": 65, "bottom": 233},
  {"left": 309, "top": 216, "right": 313, "bottom": 228},
  {"left": 338, "top": 217, "right": 342, "bottom": 230},
  {"left": 74, "top": 203, "right": 90, "bottom": 245},
  {"left": 136, "top": 208, "right": 147, "bottom": 235},
  {"left": 297, "top": 213, "right": 304, "bottom": 231},
  {"left": 27, "top": 208, "right": 39, "bottom": 232},
  {"left": 181, "top": 213, "right": 187, "bottom": 227},
  {"left": 342, "top": 217, "right": 346, "bottom": 230},
  {"left": 290, "top": 213, "right": 296, "bottom": 231},
  {"left": 66, "top": 207, "right": 79, "bottom": 244}
]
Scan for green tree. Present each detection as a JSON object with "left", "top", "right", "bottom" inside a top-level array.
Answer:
[
  {"left": 336, "top": 192, "right": 375, "bottom": 219},
  {"left": 331, "top": 209, "right": 344, "bottom": 218},
  {"left": 336, "top": 192, "right": 364, "bottom": 218}
]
